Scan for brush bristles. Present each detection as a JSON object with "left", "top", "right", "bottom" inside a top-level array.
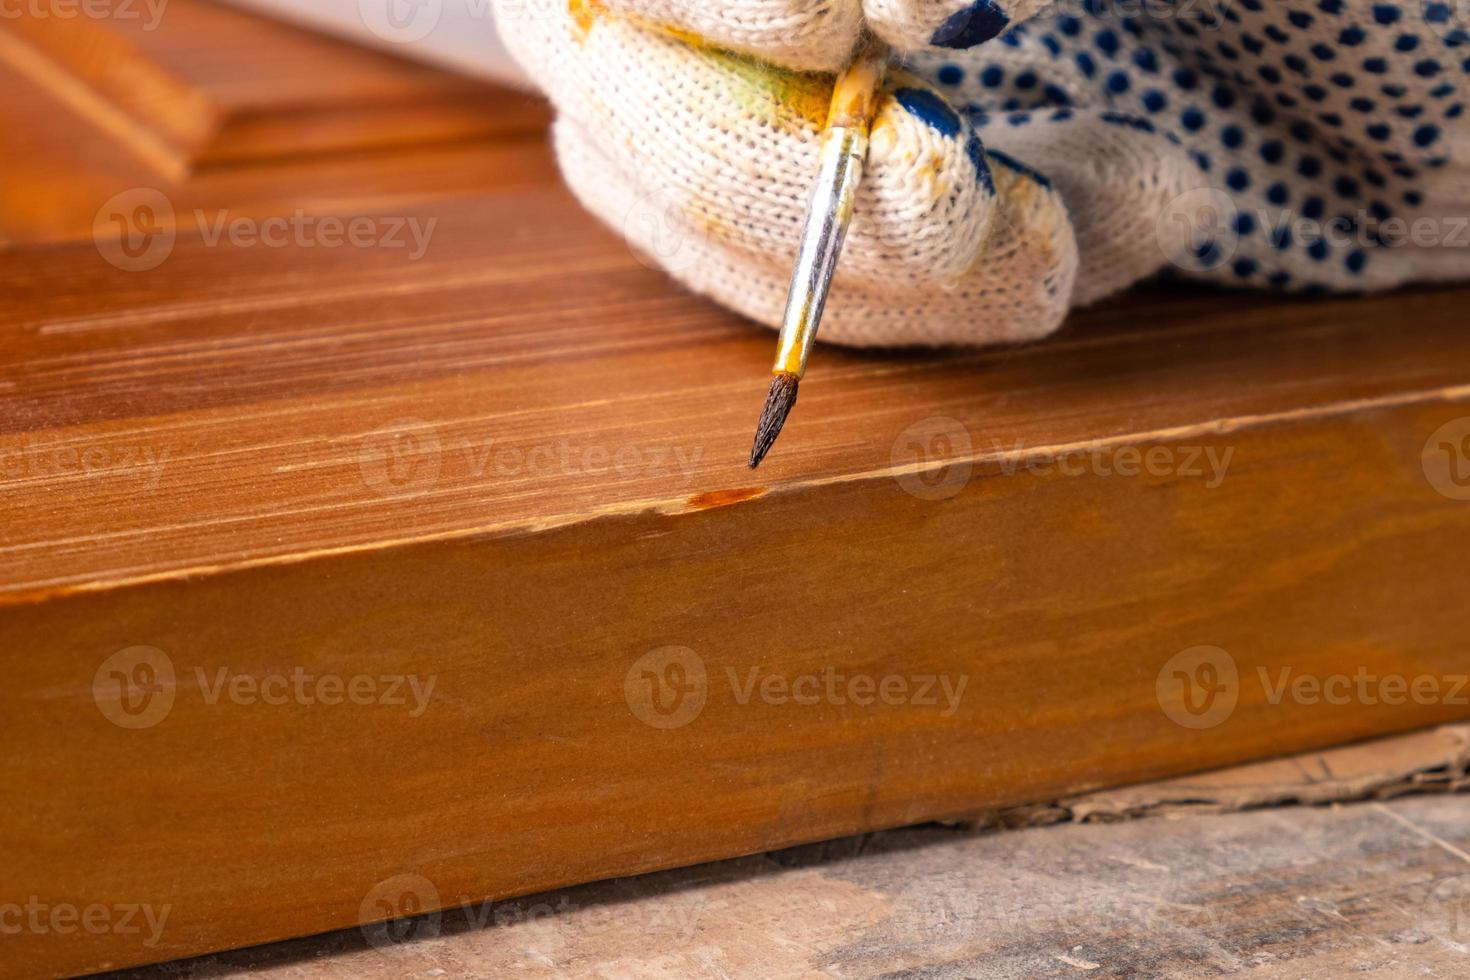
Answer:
[{"left": 749, "top": 374, "right": 800, "bottom": 469}]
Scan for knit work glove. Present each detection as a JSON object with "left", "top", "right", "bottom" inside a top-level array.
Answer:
[{"left": 495, "top": 1, "right": 1469, "bottom": 348}]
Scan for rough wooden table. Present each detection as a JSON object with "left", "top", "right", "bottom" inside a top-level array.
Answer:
[
  {"left": 96, "top": 790, "right": 1470, "bottom": 978},
  {"left": 4, "top": 3, "right": 1470, "bottom": 977},
  {"left": 88, "top": 727, "right": 1470, "bottom": 978}
]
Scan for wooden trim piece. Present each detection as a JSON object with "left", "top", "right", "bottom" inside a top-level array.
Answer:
[
  {"left": 3, "top": 64, "right": 1469, "bottom": 974},
  {"left": 0, "top": 0, "right": 549, "bottom": 179},
  {"left": 4, "top": 359, "right": 1470, "bottom": 975}
]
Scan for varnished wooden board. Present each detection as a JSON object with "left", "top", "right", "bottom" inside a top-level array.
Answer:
[
  {"left": 93, "top": 792, "right": 1470, "bottom": 979},
  {"left": 3, "top": 169, "right": 1470, "bottom": 978},
  {"left": 4, "top": 5, "right": 1470, "bottom": 975},
  {"left": 0, "top": 9, "right": 553, "bottom": 248},
  {"left": 4, "top": 184, "right": 1470, "bottom": 599},
  {"left": 0, "top": 0, "right": 549, "bottom": 183},
  {"left": 0, "top": 53, "right": 554, "bottom": 244}
]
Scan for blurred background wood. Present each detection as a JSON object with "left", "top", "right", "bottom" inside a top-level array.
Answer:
[
  {"left": 0, "top": 0, "right": 550, "bottom": 241},
  {"left": 3, "top": 4, "right": 1470, "bottom": 978}
]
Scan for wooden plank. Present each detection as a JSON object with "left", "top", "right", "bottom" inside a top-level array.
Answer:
[
  {"left": 4, "top": 185, "right": 1470, "bottom": 597},
  {"left": 90, "top": 792, "right": 1470, "bottom": 978},
  {"left": 2, "top": 181, "right": 1470, "bottom": 977},
  {"left": 3, "top": 5, "right": 1470, "bottom": 977},
  {"left": 0, "top": 0, "right": 548, "bottom": 180},
  {"left": 0, "top": 56, "right": 555, "bottom": 245},
  {"left": 0, "top": 0, "right": 552, "bottom": 246}
]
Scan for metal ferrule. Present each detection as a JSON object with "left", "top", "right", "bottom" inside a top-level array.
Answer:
[{"left": 771, "top": 126, "right": 870, "bottom": 379}]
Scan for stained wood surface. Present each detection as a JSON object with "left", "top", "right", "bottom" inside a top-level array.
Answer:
[
  {"left": 6, "top": 194, "right": 1470, "bottom": 977},
  {"left": 2, "top": 0, "right": 548, "bottom": 175},
  {"left": 0, "top": 0, "right": 551, "bottom": 242},
  {"left": 96, "top": 792, "right": 1470, "bottom": 979},
  {"left": 4, "top": 3, "right": 1470, "bottom": 978},
  {"left": 5, "top": 212, "right": 1470, "bottom": 600}
]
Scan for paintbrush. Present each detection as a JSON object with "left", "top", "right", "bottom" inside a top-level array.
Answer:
[{"left": 747, "top": 36, "right": 891, "bottom": 469}]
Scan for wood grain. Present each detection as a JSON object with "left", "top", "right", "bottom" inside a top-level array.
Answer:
[
  {"left": 4, "top": 189, "right": 1470, "bottom": 975},
  {"left": 3, "top": 3, "right": 1470, "bottom": 977},
  {"left": 5, "top": 194, "right": 1470, "bottom": 598},
  {"left": 0, "top": 0, "right": 551, "bottom": 243},
  {"left": 93, "top": 792, "right": 1470, "bottom": 979},
  {"left": 1, "top": 0, "right": 549, "bottom": 177}
]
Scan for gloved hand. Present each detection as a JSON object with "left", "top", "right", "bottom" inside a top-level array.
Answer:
[{"left": 494, "top": 0, "right": 1468, "bottom": 348}]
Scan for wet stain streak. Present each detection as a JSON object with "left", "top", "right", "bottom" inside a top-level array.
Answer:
[{"left": 687, "top": 487, "right": 767, "bottom": 510}]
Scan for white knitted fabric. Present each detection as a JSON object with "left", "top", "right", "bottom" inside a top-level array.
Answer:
[{"left": 495, "top": 0, "right": 1470, "bottom": 348}]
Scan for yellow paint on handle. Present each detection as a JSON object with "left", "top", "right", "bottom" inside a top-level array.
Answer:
[{"left": 826, "top": 37, "right": 890, "bottom": 132}]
